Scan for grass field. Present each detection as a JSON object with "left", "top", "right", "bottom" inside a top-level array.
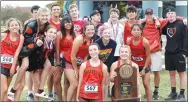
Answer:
[{"left": 8, "top": 71, "right": 187, "bottom": 101}]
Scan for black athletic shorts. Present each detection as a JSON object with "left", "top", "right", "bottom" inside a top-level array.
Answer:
[
  {"left": 139, "top": 66, "right": 150, "bottom": 73},
  {"left": 18, "top": 49, "right": 55, "bottom": 72},
  {"left": 1, "top": 66, "right": 16, "bottom": 77},
  {"left": 27, "top": 57, "right": 46, "bottom": 72},
  {"left": 165, "top": 52, "right": 186, "bottom": 72}
]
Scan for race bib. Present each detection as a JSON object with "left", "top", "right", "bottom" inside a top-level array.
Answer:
[
  {"left": 132, "top": 56, "right": 143, "bottom": 61},
  {"left": 1, "top": 54, "right": 13, "bottom": 64},
  {"left": 84, "top": 84, "right": 98, "bottom": 93}
]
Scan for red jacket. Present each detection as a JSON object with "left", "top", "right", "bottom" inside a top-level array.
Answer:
[
  {"left": 143, "top": 20, "right": 162, "bottom": 53},
  {"left": 159, "top": 16, "right": 184, "bottom": 34}
]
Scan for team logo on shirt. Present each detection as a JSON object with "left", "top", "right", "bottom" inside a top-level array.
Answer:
[
  {"left": 99, "top": 48, "right": 112, "bottom": 62},
  {"left": 74, "top": 24, "right": 81, "bottom": 33},
  {"left": 25, "top": 27, "right": 33, "bottom": 34},
  {"left": 167, "top": 28, "right": 176, "bottom": 37}
]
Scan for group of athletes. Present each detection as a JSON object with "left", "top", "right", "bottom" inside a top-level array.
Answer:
[{"left": 1, "top": 3, "right": 187, "bottom": 102}]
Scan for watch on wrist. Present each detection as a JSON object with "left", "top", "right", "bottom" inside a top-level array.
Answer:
[{"left": 143, "top": 66, "right": 146, "bottom": 70}]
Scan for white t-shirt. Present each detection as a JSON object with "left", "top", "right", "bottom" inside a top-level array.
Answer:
[{"left": 111, "top": 23, "right": 124, "bottom": 56}]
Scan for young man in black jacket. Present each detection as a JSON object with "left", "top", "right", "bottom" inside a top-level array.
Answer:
[
  {"left": 162, "top": 7, "right": 187, "bottom": 101},
  {"left": 90, "top": 10, "right": 103, "bottom": 41},
  {"left": 24, "top": 5, "right": 40, "bottom": 102}
]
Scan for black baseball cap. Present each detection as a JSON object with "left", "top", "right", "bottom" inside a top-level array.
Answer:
[
  {"left": 90, "top": 10, "right": 103, "bottom": 18},
  {"left": 166, "top": 7, "right": 176, "bottom": 13},
  {"left": 145, "top": 8, "right": 153, "bottom": 14}
]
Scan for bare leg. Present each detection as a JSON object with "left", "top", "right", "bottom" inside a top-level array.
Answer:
[
  {"left": 64, "top": 69, "right": 78, "bottom": 101},
  {"left": 12, "top": 57, "right": 29, "bottom": 90},
  {"left": 53, "top": 68, "right": 63, "bottom": 101},
  {"left": 5, "top": 76, "right": 13, "bottom": 100},
  {"left": 47, "top": 67, "right": 54, "bottom": 96},
  {"left": 142, "top": 72, "right": 152, "bottom": 102},
  {"left": 1, "top": 74, "right": 8, "bottom": 101},
  {"left": 38, "top": 59, "right": 52, "bottom": 90},
  {"left": 169, "top": 71, "right": 176, "bottom": 88},
  {"left": 28, "top": 72, "right": 33, "bottom": 94},
  {"left": 64, "top": 73, "right": 69, "bottom": 101},
  {"left": 14, "top": 72, "right": 26, "bottom": 101},
  {"left": 178, "top": 72, "right": 187, "bottom": 89},
  {"left": 154, "top": 71, "right": 160, "bottom": 88},
  {"left": 31, "top": 71, "right": 41, "bottom": 101}
]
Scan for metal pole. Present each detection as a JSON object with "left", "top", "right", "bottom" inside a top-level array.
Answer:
[{"left": 158, "top": 1, "right": 163, "bottom": 18}]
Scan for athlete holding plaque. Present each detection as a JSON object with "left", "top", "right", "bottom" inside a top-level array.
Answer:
[
  {"left": 77, "top": 43, "right": 108, "bottom": 101},
  {"left": 1, "top": 18, "right": 24, "bottom": 101},
  {"left": 110, "top": 45, "right": 140, "bottom": 98},
  {"left": 127, "top": 24, "right": 152, "bottom": 101}
]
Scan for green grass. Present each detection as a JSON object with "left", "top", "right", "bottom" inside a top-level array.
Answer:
[
  {"left": 8, "top": 71, "right": 187, "bottom": 101},
  {"left": 139, "top": 71, "right": 187, "bottom": 101}
]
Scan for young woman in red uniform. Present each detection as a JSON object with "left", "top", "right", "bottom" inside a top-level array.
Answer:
[
  {"left": 127, "top": 24, "right": 152, "bottom": 101},
  {"left": 51, "top": 16, "right": 75, "bottom": 101},
  {"left": 64, "top": 22, "right": 95, "bottom": 101},
  {"left": 77, "top": 43, "right": 108, "bottom": 101},
  {"left": 1, "top": 18, "right": 24, "bottom": 101},
  {"left": 8, "top": 8, "right": 51, "bottom": 101},
  {"left": 110, "top": 45, "right": 140, "bottom": 98}
]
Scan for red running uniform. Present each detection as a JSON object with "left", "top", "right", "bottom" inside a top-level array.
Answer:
[
  {"left": 1, "top": 33, "right": 20, "bottom": 69},
  {"left": 79, "top": 60, "right": 104, "bottom": 100},
  {"left": 64, "top": 35, "right": 92, "bottom": 65},
  {"left": 60, "top": 36, "right": 74, "bottom": 53},
  {"left": 129, "top": 37, "right": 146, "bottom": 67}
]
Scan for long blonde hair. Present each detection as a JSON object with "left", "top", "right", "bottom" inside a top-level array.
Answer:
[{"left": 3, "top": 18, "right": 22, "bottom": 34}]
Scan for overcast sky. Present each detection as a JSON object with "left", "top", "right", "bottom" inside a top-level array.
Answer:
[{"left": 1, "top": 1, "right": 55, "bottom": 8}]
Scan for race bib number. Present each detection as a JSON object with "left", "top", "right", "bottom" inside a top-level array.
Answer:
[
  {"left": 1, "top": 54, "right": 13, "bottom": 64},
  {"left": 84, "top": 84, "right": 98, "bottom": 93},
  {"left": 132, "top": 56, "right": 143, "bottom": 61}
]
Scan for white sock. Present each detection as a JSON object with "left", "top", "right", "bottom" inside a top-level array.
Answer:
[{"left": 28, "top": 90, "right": 33, "bottom": 95}]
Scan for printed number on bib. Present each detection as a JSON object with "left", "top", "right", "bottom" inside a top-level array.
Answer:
[
  {"left": 132, "top": 56, "right": 143, "bottom": 61},
  {"left": 1, "top": 55, "right": 13, "bottom": 64},
  {"left": 84, "top": 84, "right": 98, "bottom": 93}
]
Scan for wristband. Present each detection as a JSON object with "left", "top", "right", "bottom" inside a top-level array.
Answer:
[
  {"left": 143, "top": 66, "right": 147, "bottom": 70},
  {"left": 56, "top": 64, "right": 61, "bottom": 67}
]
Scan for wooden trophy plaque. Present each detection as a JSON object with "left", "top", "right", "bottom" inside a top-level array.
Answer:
[{"left": 112, "top": 64, "right": 140, "bottom": 102}]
